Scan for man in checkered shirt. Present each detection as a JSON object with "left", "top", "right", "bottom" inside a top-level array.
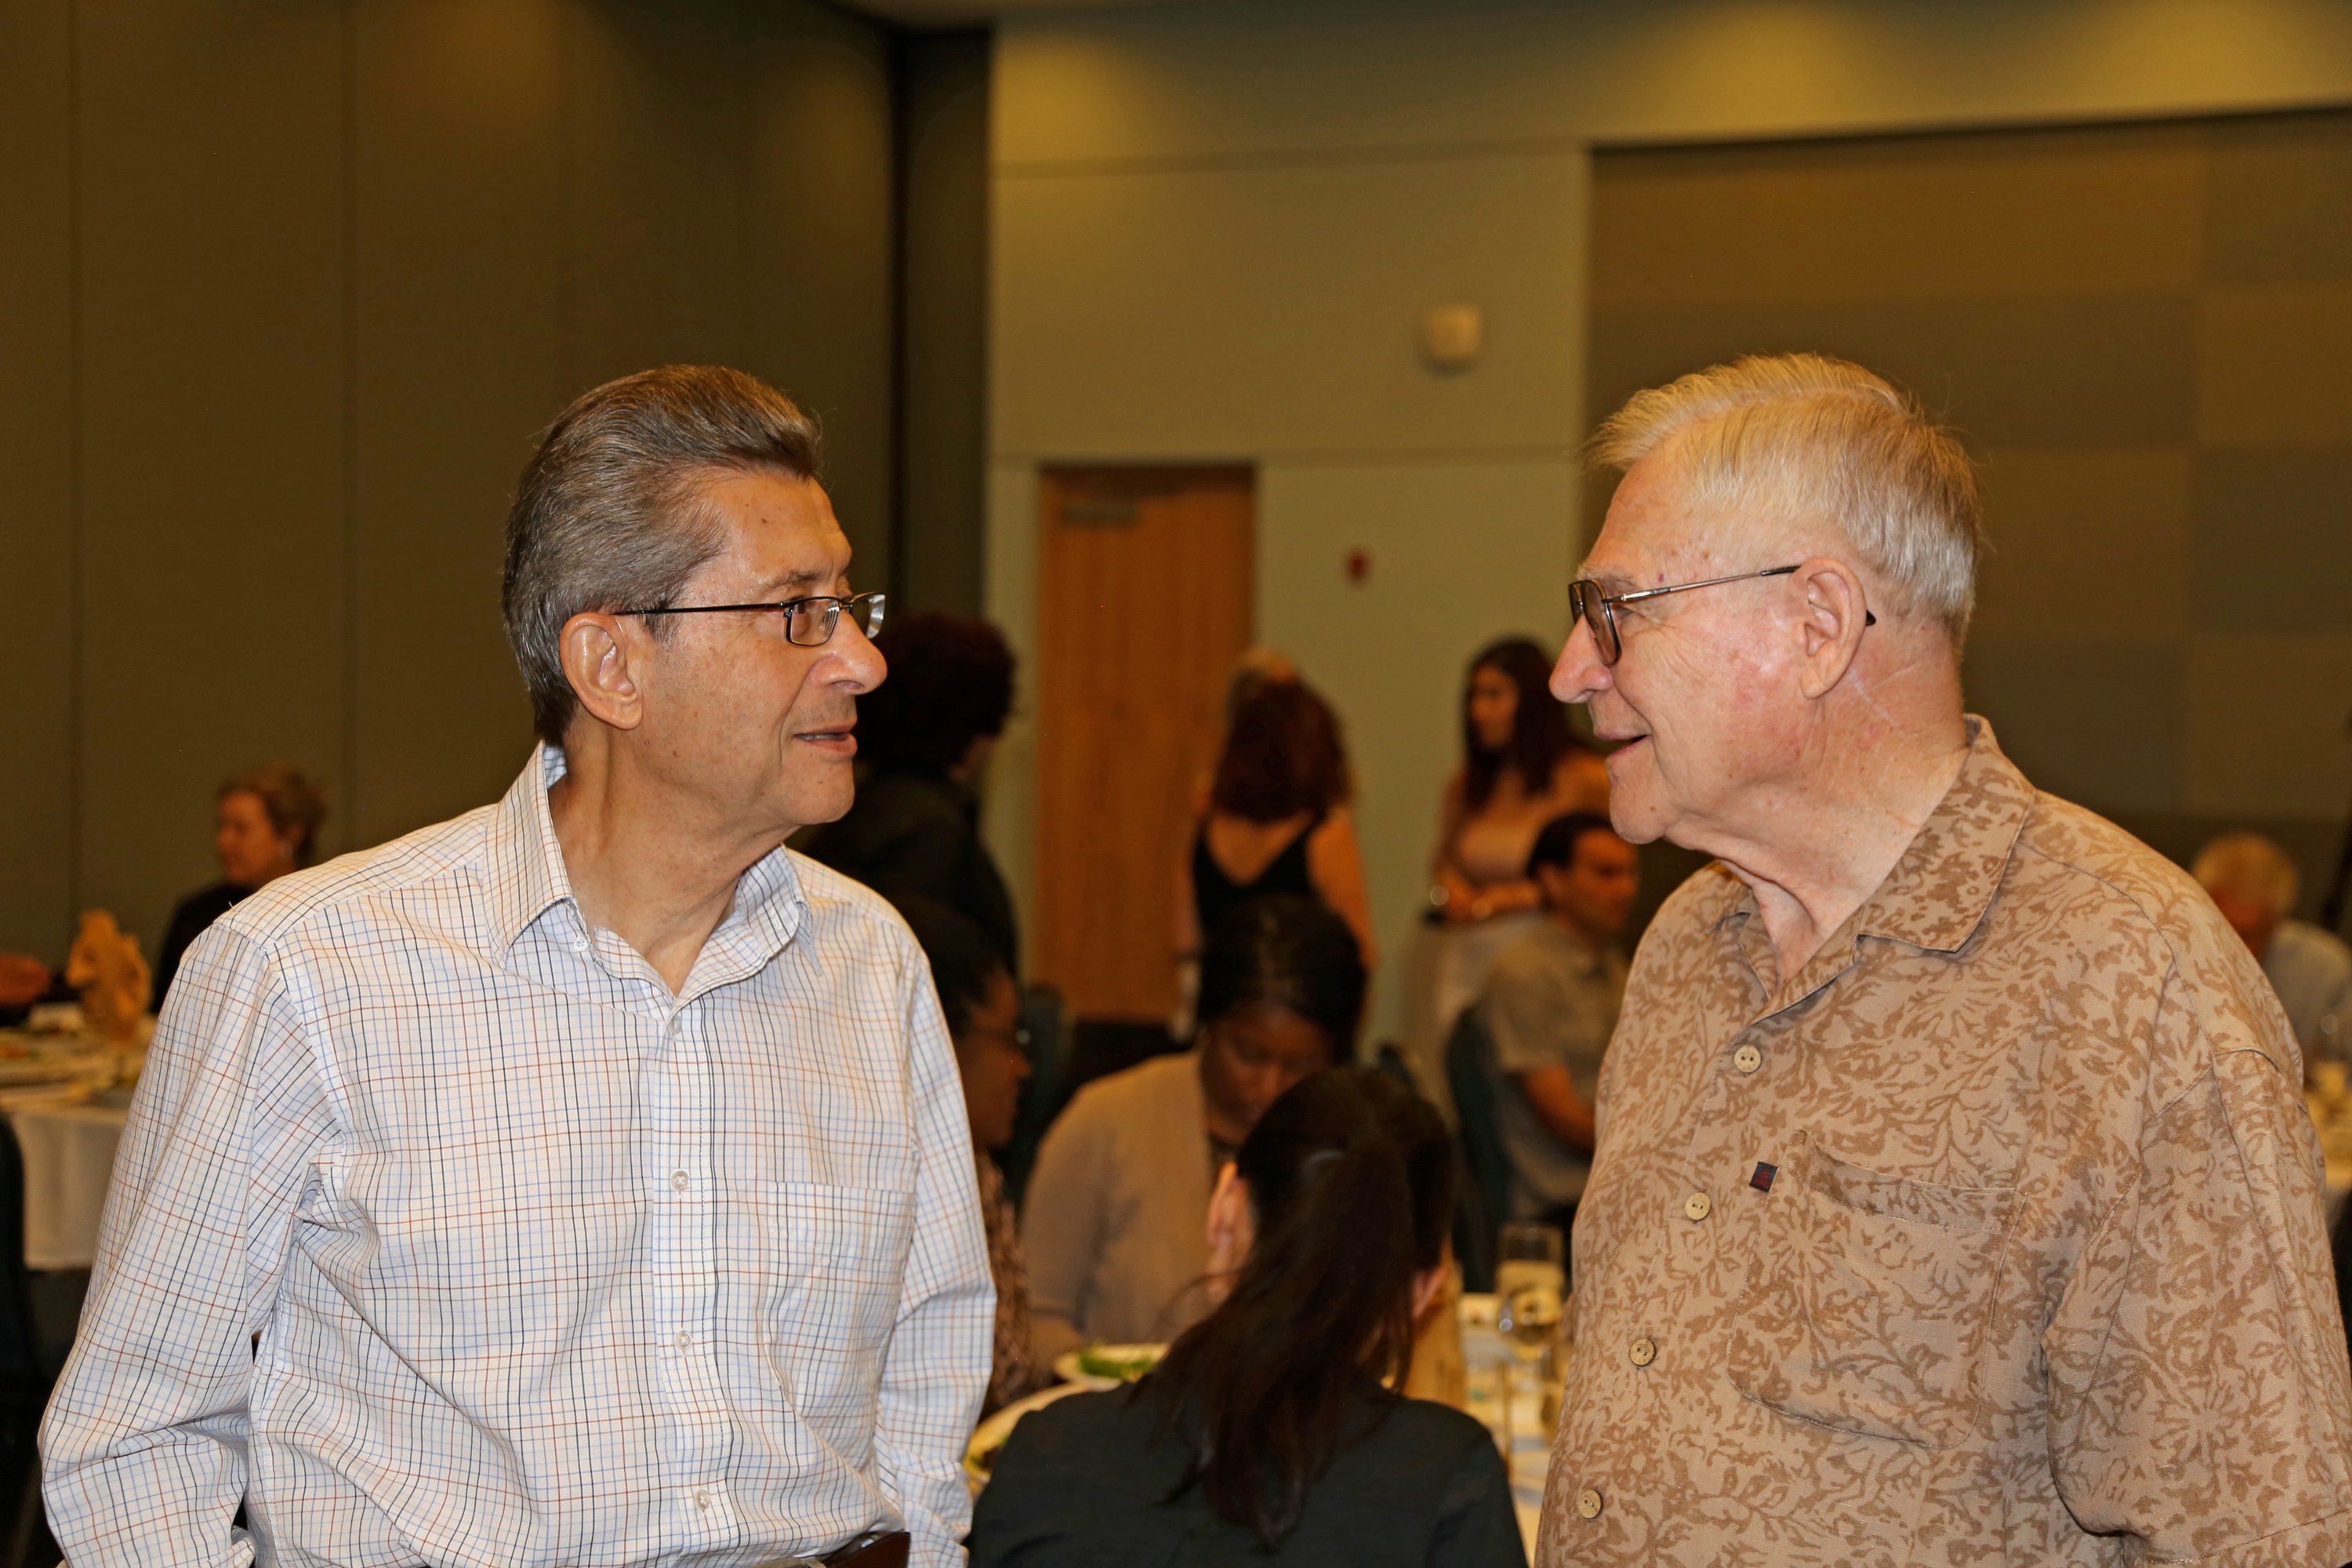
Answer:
[{"left": 42, "top": 367, "right": 994, "bottom": 1568}]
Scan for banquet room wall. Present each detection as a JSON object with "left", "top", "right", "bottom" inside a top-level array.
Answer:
[
  {"left": 983, "top": 0, "right": 2352, "bottom": 1045},
  {"left": 0, "top": 0, "right": 927, "bottom": 962}
]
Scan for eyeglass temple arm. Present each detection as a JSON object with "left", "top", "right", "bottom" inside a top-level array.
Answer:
[{"left": 1606, "top": 566, "right": 1873, "bottom": 625}]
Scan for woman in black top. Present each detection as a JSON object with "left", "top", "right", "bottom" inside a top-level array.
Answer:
[
  {"left": 1178, "top": 676, "right": 1377, "bottom": 974},
  {"left": 153, "top": 763, "right": 327, "bottom": 1008},
  {"left": 970, "top": 1067, "right": 1523, "bottom": 1567}
]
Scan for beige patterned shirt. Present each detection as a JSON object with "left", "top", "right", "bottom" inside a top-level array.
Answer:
[{"left": 1541, "top": 719, "right": 2352, "bottom": 1566}]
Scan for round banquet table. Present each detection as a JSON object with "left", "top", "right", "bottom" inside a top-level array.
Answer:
[{"left": 5, "top": 1088, "right": 132, "bottom": 1270}]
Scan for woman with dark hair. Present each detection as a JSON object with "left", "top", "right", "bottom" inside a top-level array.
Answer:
[
  {"left": 799, "top": 611, "right": 1022, "bottom": 969},
  {"left": 153, "top": 762, "right": 328, "bottom": 1007},
  {"left": 1022, "top": 895, "right": 1366, "bottom": 1367},
  {"left": 1175, "top": 675, "right": 1376, "bottom": 975},
  {"left": 1408, "top": 640, "right": 1606, "bottom": 1102},
  {"left": 972, "top": 1067, "right": 1522, "bottom": 1566}
]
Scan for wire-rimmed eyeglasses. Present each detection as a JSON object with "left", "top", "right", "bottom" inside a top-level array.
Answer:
[
  {"left": 1568, "top": 566, "right": 1870, "bottom": 666},
  {"left": 615, "top": 590, "right": 886, "bottom": 648}
]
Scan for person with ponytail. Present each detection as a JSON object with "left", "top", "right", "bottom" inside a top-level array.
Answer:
[{"left": 971, "top": 1067, "right": 1523, "bottom": 1566}]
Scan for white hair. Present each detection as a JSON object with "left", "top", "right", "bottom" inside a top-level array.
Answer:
[
  {"left": 2192, "top": 833, "right": 2300, "bottom": 918},
  {"left": 1590, "top": 353, "right": 1986, "bottom": 644}
]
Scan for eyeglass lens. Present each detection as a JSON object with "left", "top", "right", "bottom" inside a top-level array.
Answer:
[
  {"left": 1571, "top": 582, "right": 1619, "bottom": 666},
  {"left": 786, "top": 593, "right": 886, "bottom": 648}
]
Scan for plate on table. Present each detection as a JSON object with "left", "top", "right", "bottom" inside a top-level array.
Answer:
[
  {"left": 1051, "top": 1341, "right": 1167, "bottom": 1391},
  {"left": 964, "top": 1381, "right": 1093, "bottom": 1484}
]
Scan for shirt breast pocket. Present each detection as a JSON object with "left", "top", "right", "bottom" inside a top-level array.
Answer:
[
  {"left": 764, "top": 1181, "right": 916, "bottom": 1427},
  {"left": 1727, "top": 1138, "right": 2016, "bottom": 1449}
]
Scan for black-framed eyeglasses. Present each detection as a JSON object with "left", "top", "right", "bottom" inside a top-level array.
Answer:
[
  {"left": 615, "top": 590, "right": 886, "bottom": 648},
  {"left": 1568, "top": 565, "right": 1871, "bottom": 666}
]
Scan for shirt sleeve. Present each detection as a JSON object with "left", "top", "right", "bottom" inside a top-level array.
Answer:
[
  {"left": 873, "top": 945, "right": 996, "bottom": 1568},
  {"left": 1018, "top": 1094, "right": 1109, "bottom": 1369},
  {"left": 2045, "top": 981, "right": 2352, "bottom": 1564},
  {"left": 1482, "top": 949, "right": 1578, "bottom": 1078},
  {"left": 41, "top": 924, "right": 335, "bottom": 1568}
]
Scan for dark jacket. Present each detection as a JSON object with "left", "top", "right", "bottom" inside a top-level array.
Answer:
[
  {"left": 970, "top": 1379, "right": 1525, "bottom": 1567},
  {"left": 800, "top": 771, "right": 1019, "bottom": 971}
]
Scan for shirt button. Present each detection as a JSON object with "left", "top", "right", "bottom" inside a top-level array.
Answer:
[
  {"left": 1629, "top": 1336, "right": 1657, "bottom": 1367},
  {"left": 1683, "top": 1192, "right": 1711, "bottom": 1221},
  {"left": 671, "top": 1171, "right": 690, "bottom": 1190},
  {"left": 1733, "top": 1043, "right": 1762, "bottom": 1074},
  {"left": 693, "top": 1490, "right": 711, "bottom": 1512},
  {"left": 676, "top": 1330, "right": 692, "bottom": 1349},
  {"left": 1577, "top": 1487, "right": 1603, "bottom": 1519}
]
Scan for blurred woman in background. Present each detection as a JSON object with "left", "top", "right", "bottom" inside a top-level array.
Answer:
[
  {"left": 1406, "top": 640, "right": 1606, "bottom": 1107},
  {"left": 153, "top": 762, "right": 327, "bottom": 1007},
  {"left": 894, "top": 895, "right": 1040, "bottom": 1417},
  {"left": 800, "top": 611, "right": 1021, "bottom": 970},
  {"left": 1176, "top": 674, "right": 1376, "bottom": 975},
  {"left": 1022, "top": 895, "right": 1365, "bottom": 1367},
  {"left": 972, "top": 1066, "right": 1520, "bottom": 1566}
]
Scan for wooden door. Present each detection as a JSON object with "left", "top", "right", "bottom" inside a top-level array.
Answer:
[{"left": 1035, "top": 466, "right": 1254, "bottom": 1020}]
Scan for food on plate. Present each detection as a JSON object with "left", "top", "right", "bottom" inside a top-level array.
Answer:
[{"left": 1077, "top": 1342, "right": 1162, "bottom": 1382}]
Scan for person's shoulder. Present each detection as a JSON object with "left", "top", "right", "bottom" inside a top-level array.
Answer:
[
  {"left": 1070, "top": 1049, "right": 1196, "bottom": 1115},
  {"left": 2275, "top": 918, "right": 2352, "bottom": 978},
  {"left": 1383, "top": 1394, "right": 1505, "bottom": 1461},
  {"left": 784, "top": 849, "right": 925, "bottom": 957},
  {"left": 215, "top": 803, "right": 501, "bottom": 950}
]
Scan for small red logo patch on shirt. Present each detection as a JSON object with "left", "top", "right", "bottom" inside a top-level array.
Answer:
[{"left": 1750, "top": 1162, "right": 1778, "bottom": 1192}]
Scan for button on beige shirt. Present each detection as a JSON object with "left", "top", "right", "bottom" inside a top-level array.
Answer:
[{"left": 1542, "top": 719, "right": 2352, "bottom": 1566}]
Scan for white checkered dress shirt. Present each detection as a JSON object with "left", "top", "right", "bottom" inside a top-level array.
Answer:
[{"left": 42, "top": 746, "right": 993, "bottom": 1568}]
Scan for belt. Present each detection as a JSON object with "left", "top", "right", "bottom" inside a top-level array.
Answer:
[{"left": 757, "top": 1530, "right": 911, "bottom": 1568}]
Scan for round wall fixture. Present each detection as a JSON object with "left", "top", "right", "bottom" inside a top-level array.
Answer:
[{"left": 1421, "top": 302, "right": 1483, "bottom": 372}]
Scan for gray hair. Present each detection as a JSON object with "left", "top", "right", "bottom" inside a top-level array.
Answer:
[
  {"left": 1589, "top": 354, "right": 1985, "bottom": 644},
  {"left": 2192, "top": 832, "right": 2300, "bottom": 918},
  {"left": 502, "top": 365, "right": 823, "bottom": 746}
]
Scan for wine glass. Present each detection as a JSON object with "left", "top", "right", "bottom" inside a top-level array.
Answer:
[{"left": 1491, "top": 1221, "right": 1565, "bottom": 1482}]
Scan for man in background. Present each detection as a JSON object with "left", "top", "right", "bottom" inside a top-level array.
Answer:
[
  {"left": 1477, "top": 812, "right": 1638, "bottom": 1259},
  {"left": 2195, "top": 830, "right": 2352, "bottom": 1071},
  {"left": 44, "top": 366, "right": 991, "bottom": 1568}
]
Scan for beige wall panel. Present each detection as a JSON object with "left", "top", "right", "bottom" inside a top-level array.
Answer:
[
  {"left": 746, "top": 4, "right": 897, "bottom": 583},
  {"left": 1258, "top": 458, "right": 1577, "bottom": 1044},
  {"left": 0, "top": 0, "right": 75, "bottom": 956},
  {"left": 995, "top": 0, "right": 2352, "bottom": 167},
  {"left": 1972, "top": 448, "right": 2192, "bottom": 646},
  {"left": 1962, "top": 644, "right": 2184, "bottom": 814},
  {"left": 2185, "top": 633, "right": 2352, "bottom": 818},
  {"left": 1592, "top": 129, "right": 2202, "bottom": 309},
  {"left": 980, "top": 460, "right": 1042, "bottom": 964},
  {"left": 2198, "top": 284, "right": 2352, "bottom": 446},
  {"left": 349, "top": 0, "right": 563, "bottom": 848},
  {"left": 75, "top": 0, "right": 348, "bottom": 959},
  {"left": 1589, "top": 296, "right": 2197, "bottom": 451},
  {"left": 993, "top": 152, "right": 1584, "bottom": 459},
  {"left": 2194, "top": 450, "right": 2352, "bottom": 636},
  {"left": 565, "top": 0, "right": 751, "bottom": 385},
  {"left": 2206, "top": 111, "right": 2352, "bottom": 285}
]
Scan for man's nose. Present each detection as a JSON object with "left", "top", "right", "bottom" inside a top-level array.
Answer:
[
  {"left": 829, "top": 615, "right": 887, "bottom": 694},
  {"left": 1552, "top": 616, "right": 1611, "bottom": 703}
]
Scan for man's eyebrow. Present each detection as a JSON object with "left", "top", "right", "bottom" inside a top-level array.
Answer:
[{"left": 747, "top": 565, "right": 834, "bottom": 599}]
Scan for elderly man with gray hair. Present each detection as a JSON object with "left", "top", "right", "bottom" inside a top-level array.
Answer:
[
  {"left": 43, "top": 366, "right": 991, "bottom": 1568},
  {"left": 1541, "top": 354, "right": 2352, "bottom": 1566}
]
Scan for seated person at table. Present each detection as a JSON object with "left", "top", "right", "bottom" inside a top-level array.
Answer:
[
  {"left": 971, "top": 1067, "right": 1523, "bottom": 1567},
  {"left": 1022, "top": 895, "right": 1363, "bottom": 1364},
  {"left": 151, "top": 762, "right": 327, "bottom": 1007},
  {"left": 2194, "top": 831, "right": 2352, "bottom": 1069},
  {"left": 895, "top": 895, "right": 1042, "bottom": 1416},
  {"left": 1475, "top": 812, "right": 1637, "bottom": 1258}
]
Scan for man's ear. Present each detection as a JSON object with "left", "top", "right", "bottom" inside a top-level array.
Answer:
[
  {"left": 560, "top": 611, "right": 648, "bottom": 732},
  {"left": 1792, "top": 557, "right": 1871, "bottom": 700}
]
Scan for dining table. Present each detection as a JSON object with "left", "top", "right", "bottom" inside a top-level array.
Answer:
[{"left": 2, "top": 1029, "right": 141, "bottom": 1271}]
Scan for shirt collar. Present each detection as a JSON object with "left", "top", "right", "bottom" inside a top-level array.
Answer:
[
  {"left": 1715, "top": 716, "right": 2033, "bottom": 1011},
  {"left": 482, "top": 743, "right": 809, "bottom": 978}
]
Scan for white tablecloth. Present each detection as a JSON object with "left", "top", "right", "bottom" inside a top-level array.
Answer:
[{"left": 6, "top": 1090, "right": 130, "bottom": 1270}]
